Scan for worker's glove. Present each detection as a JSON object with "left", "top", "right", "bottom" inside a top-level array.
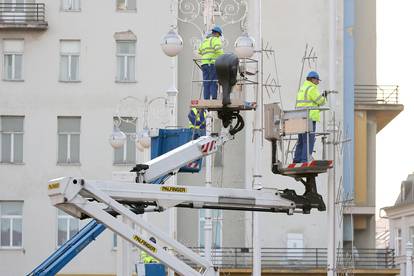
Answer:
[{"left": 322, "top": 90, "right": 328, "bottom": 98}]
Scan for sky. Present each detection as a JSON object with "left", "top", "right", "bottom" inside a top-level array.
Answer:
[{"left": 376, "top": 0, "right": 414, "bottom": 213}]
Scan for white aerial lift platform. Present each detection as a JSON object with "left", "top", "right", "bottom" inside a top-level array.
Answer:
[
  {"left": 30, "top": 53, "right": 332, "bottom": 276},
  {"left": 47, "top": 176, "right": 296, "bottom": 276},
  {"left": 46, "top": 129, "right": 297, "bottom": 276}
]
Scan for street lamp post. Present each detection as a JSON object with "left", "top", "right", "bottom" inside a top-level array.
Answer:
[
  {"left": 162, "top": 0, "right": 252, "bottom": 271},
  {"left": 109, "top": 96, "right": 167, "bottom": 153},
  {"left": 161, "top": 14, "right": 182, "bottom": 275},
  {"left": 247, "top": 1, "right": 262, "bottom": 275},
  {"left": 109, "top": 95, "right": 171, "bottom": 276}
]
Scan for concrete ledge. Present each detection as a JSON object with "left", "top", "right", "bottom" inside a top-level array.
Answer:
[
  {"left": 218, "top": 268, "right": 400, "bottom": 276},
  {"left": 58, "top": 268, "right": 400, "bottom": 276},
  {"left": 0, "top": 22, "right": 48, "bottom": 30},
  {"left": 343, "top": 206, "right": 376, "bottom": 215}
]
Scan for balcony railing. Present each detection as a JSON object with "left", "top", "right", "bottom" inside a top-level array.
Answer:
[
  {"left": 0, "top": 3, "right": 47, "bottom": 29},
  {"left": 176, "top": 247, "right": 395, "bottom": 269},
  {"left": 355, "top": 85, "right": 399, "bottom": 105}
]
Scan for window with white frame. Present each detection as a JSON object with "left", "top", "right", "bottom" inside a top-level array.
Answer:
[
  {"left": 60, "top": 40, "right": 80, "bottom": 81},
  {"left": 0, "top": 201, "right": 23, "bottom": 248},
  {"left": 61, "top": 0, "right": 80, "bottom": 11},
  {"left": 57, "top": 116, "right": 81, "bottom": 164},
  {"left": 409, "top": 226, "right": 414, "bottom": 247},
  {"left": 116, "top": 41, "right": 136, "bottom": 82},
  {"left": 57, "top": 209, "right": 79, "bottom": 246},
  {"left": 1, "top": 116, "right": 24, "bottom": 164},
  {"left": 113, "top": 233, "right": 118, "bottom": 249},
  {"left": 113, "top": 117, "right": 136, "bottom": 164},
  {"left": 116, "top": 0, "right": 136, "bottom": 11},
  {"left": 3, "top": 39, "right": 23, "bottom": 81},
  {"left": 395, "top": 228, "right": 402, "bottom": 256},
  {"left": 199, "top": 209, "right": 222, "bottom": 249}
]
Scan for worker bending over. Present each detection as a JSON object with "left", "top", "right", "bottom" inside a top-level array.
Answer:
[
  {"left": 293, "top": 71, "right": 326, "bottom": 163},
  {"left": 198, "top": 26, "right": 224, "bottom": 100}
]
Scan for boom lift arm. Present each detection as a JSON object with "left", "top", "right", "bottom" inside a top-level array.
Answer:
[
  {"left": 132, "top": 131, "right": 232, "bottom": 183},
  {"left": 28, "top": 133, "right": 232, "bottom": 275},
  {"left": 47, "top": 177, "right": 296, "bottom": 276},
  {"left": 27, "top": 220, "right": 105, "bottom": 276}
]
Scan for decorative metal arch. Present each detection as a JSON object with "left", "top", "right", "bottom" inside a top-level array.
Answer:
[{"left": 173, "top": 0, "right": 248, "bottom": 37}]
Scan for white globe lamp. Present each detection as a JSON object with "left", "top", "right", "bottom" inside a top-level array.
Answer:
[
  {"left": 109, "top": 127, "right": 127, "bottom": 149},
  {"left": 135, "top": 137, "right": 145, "bottom": 152},
  {"left": 138, "top": 128, "right": 151, "bottom": 149},
  {"left": 234, "top": 32, "right": 255, "bottom": 58},
  {"left": 161, "top": 29, "right": 183, "bottom": 57}
]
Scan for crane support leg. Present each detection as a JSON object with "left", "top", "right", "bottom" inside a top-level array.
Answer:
[{"left": 280, "top": 174, "right": 326, "bottom": 214}]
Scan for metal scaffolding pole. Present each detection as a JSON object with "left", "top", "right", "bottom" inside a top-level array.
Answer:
[
  {"left": 327, "top": 0, "right": 338, "bottom": 275},
  {"left": 203, "top": 0, "right": 214, "bottom": 264},
  {"left": 252, "top": 1, "right": 263, "bottom": 276}
]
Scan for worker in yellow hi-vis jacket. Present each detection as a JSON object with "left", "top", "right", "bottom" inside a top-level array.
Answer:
[
  {"left": 198, "top": 26, "right": 224, "bottom": 100},
  {"left": 140, "top": 237, "right": 159, "bottom": 264},
  {"left": 188, "top": 108, "right": 207, "bottom": 130},
  {"left": 293, "top": 71, "right": 326, "bottom": 163}
]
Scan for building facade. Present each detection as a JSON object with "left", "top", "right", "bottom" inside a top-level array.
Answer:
[
  {"left": 0, "top": 1, "right": 174, "bottom": 275},
  {"left": 343, "top": 0, "right": 403, "bottom": 250},
  {"left": 383, "top": 173, "right": 414, "bottom": 276}
]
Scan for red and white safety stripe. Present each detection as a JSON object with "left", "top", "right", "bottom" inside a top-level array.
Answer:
[
  {"left": 201, "top": 140, "right": 216, "bottom": 154},
  {"left": 186, "top": 161, "right": 200, "bottom": 169},
  {"left": 287, "top": 160, "right": 333, "bottom": 169}
]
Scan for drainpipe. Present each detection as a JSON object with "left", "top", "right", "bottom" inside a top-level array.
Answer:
[{"left": 341, "top": 0, "right": 355, "bottom": 272}]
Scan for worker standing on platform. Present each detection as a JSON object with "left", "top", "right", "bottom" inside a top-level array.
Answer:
[
  {"left": 140, "top": 237, "right": 159, "bottom": 264},
  {"left": 198, "top": 26, "right": 224, "bottom": 100},
  {"left": 188, "top": 107, "right": 207, "bottom": 130},
  {"left": 293, "top": 71, "right": 326, "bottom": 163}
]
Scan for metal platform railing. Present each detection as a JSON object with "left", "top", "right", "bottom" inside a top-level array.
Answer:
[
  {"left": 355, "top": 85, "right": 399, "bottom": 105},
  {"left": 0, "top": 3, "right": 46, "bottom": 23},
  {"left": 175, "top": 247, "right": 395, "bottom": 269}
]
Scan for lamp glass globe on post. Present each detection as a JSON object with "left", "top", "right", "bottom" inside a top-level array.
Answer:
[
  {"left": 136, "top": 127, "right": 151, "bottom": 150},
  {"left": 109, "top": 126, "right": 127, "bottom": 149},
  {"left": 234, "top": 32, "right": 255, "bottom": 58},
  {"left": 135, "top": 136, "right": 144, "bottom": 152},
  {"left": 161, "top": 29, "right": 183, "bottom": 57}
]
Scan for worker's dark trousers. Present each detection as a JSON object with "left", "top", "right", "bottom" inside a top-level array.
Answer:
[
  {"left": 293, "top": 121, "right": 316, "bottom": 163},
  {"left": 201, "top": 64, "right": 218, "bottom": 99}
]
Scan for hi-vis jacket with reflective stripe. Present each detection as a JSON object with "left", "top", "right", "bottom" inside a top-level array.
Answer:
[
  {"left": 198, "top": 36, "right": 224, "bottom": 65},
  {"left": 188, "top": 108, "right": 207, "bottom": 129},
  {"left": 140, "top": 251, "right": 159, "bottom": 264},
  {"left": 296, "top": 80, "right": 326, "bottom": 122}
]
